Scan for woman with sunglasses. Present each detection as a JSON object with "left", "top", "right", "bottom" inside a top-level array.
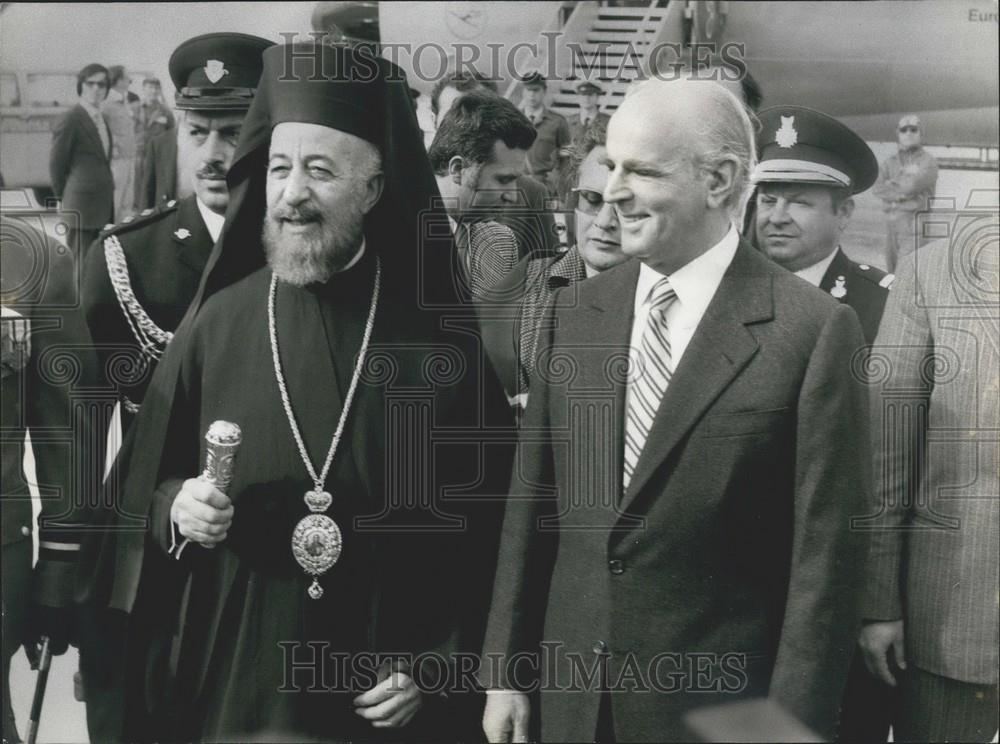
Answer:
[{"left": 478, "top": 120, "right": 628, "bottom": 415}]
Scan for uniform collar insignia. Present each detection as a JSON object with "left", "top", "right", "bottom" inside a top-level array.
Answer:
[
  {"left": 776, "top": 115, "right": 798, "bottom": 148},
  {"left": 830, "top": 275, "right": 847, "bottom": 299},
  {"left": 174, "top": 228, "right": 191, "bottom": 240},
  {"left": 204, "top": 60, "right": 228, "bottom": 84}
]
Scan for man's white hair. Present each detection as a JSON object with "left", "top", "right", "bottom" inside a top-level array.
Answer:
[{"left": 622, "top": 77, "right": 757, "bottom": 213}]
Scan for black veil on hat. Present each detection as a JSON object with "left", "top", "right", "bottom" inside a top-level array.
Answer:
[{"left": 87, "top": 42, "right": 466, "bottom": 613}]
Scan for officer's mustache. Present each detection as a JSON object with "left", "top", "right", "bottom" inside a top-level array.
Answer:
[{"left": 195, "top": 163, "right": 228, "bottom": 181}]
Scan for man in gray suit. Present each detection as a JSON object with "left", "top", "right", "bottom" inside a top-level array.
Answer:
[
  {"left": 482, "top": 78, "right": 869, "bottom": 743},
  {"left": 859, "top": 237, "right": 999, "bottom": 741}
]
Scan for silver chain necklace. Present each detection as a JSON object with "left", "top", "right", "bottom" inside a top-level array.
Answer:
[{"left": 267, "top": 255, "right": 381, "bottom": 599}]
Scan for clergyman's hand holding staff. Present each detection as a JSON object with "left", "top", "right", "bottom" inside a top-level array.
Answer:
[{"left": 174, "top": 421, "right": 242, "bottom": 556}]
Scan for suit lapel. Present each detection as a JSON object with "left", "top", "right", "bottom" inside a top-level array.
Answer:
[
  {"left": 171, "top": 197, "right": 215, "bottom": 276},
  {"left": 577, "top": 260, "right": 640, "bottom": 483},
  {"left": 617, "top": 244, "right": 774, "bottom": 515}
]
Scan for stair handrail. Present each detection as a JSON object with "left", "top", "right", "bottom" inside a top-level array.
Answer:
[
  {"left": 598, "top": 0, "right": 664, "bottom": 113},
  {"left": 632, "top": 0, "right": 664, "bottom": 81},
  {"left": 503, "top": 1, "right": 597, "bottom": 107}
]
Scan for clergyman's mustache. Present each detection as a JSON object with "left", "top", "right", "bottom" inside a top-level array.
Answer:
[{"left": 271, "top": 204, "right": 323, "bottom": 223}]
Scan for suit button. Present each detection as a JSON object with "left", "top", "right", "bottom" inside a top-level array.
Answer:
[
  {"left": 21, "top": 525, "right": 30, "bottom": 536},
  {"left": 608, "top": 559, "right": 624, "bottom": 575},
  {"left": 592, "top": 640, "right": 608, "bottom": 654}
]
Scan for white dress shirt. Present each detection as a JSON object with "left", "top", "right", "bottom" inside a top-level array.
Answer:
[
  {"left": 80, "top": 99, "right": 110, "bottom": 155},
  {"left": 794, "top": 249, "right": 838, "bottom": 287},
  {"left": 627, "top": 225, "right": 739, "bottom": 383},
  {"left": 196, "top": 198, "right": 225, "bottom": 243}
]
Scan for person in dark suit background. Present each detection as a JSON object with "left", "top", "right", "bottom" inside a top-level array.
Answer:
[
  {"left": 429, "top": 90, "right": 535, "bottom": 299},
  {"left": 753, "top": 106, "right": 893, "bottom": 345},
  {"left": 482, "top": 78, "right": 869, "bottom": 743},
  {"left": 49, "top": 63, "right": 114, "bottom": 258},
  {"left": 431, "top": 70, "right": 560, "bottom": 258},
  {"left": 2, "top": 218, "right": 106, "bottom": 743}
]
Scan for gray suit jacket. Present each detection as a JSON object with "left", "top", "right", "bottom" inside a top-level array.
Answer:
[
  {"left": 862, "top": 239, "right": 999, "bottom": 684},
  {"left": 483, "top": 243, "right": 871, "bottom": 741}
]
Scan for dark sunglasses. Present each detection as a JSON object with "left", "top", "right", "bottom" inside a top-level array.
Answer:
[{"left": 898, "top": 125, "right": 919, "bottom": 133}]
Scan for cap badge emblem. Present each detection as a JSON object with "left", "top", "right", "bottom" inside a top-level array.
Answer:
[
  {"left": 174, "top": 228, "right": 191, "bottom": 240},
  {"left": 776, "top": 115, "right": 798, "bottom": 148},
  {"left": 204, "top": 60, "right": 229, "bottom": 84}
]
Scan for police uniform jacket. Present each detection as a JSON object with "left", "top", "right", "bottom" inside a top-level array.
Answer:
[
  {"left": 82, "top": 195, "right": 214, "bottom": 424},
  {"left": 818, "top": 248, "right": 893, "bottom": 344},
  {"left": 568, "top": 111, "right": 610, "bottom": 146}
]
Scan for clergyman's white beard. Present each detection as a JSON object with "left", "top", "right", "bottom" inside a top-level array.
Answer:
[{"left": 263, "top": 214, "right": 364, "bottom": 287}]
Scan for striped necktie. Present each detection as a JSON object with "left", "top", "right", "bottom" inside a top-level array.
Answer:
[{"left": 623, "top": 278, "right": 677, "bottom": 491}]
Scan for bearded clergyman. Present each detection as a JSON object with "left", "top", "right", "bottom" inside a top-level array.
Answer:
[{"left": 75, "top": 42, "right": 512, "bottom": 743}]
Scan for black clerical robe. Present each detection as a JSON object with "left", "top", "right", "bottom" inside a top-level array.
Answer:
[{"left": 143, "top": 250, "right": 508, "bottom": 741}]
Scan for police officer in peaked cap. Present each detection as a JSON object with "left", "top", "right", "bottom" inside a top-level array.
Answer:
[
  {"left": 752, "top": 104, "right": 893, "bottom": 344},
  {"left": 753, "top": 105, "right": 898, "bottom": 743},
  {"left": 79, "top": 32, "right": 273, "bottom": 741},
  {"left": 569, "top": 79, "right": 609, "bottom": 148},
  {"left": 84, "top": 32, "right": 273, "bottom": 434}
]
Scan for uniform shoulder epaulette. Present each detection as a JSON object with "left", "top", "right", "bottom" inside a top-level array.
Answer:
[
  {"left": 101, "top": 205, "right": 176, "bottom": 365},
  {"left": 854, "top": 262, "right": 895, "bottom": 289},
  {"left": 98, "top": 199, "right": 180, "bottom": 239}
]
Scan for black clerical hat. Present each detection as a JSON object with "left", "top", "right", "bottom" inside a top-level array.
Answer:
[{"left": 251, "top": 42, "right": 387, "bottom": 150}]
